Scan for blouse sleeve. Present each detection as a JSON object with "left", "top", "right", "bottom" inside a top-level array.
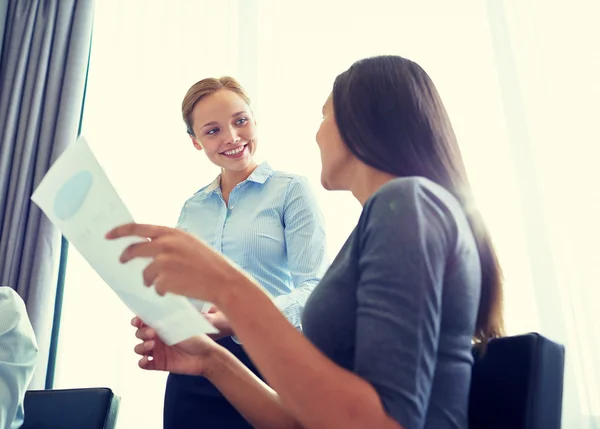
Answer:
[{"left": 273, "top": 176, "right": 329, "bottom": 328}]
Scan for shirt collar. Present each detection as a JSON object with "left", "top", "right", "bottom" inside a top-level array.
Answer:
[
  {"left": 196, "top": 161, "right": 273, "bottom": 197},
  {"left": 247, "top": 161, "right": 273, "bottom": 184}
]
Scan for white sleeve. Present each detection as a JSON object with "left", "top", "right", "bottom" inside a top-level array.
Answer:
[{"left": 0, "top": 288, "right": 38, "bottom": 429}]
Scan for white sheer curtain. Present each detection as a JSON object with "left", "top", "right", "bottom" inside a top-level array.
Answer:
[
  {"left": 486, "top": 1, "right": 600, "bottom": 427},
  {"left": 52, "top": 1, "right": 599, "bottom": 428}
]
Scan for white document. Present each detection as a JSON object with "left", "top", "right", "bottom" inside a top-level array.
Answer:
[
  {"left": 31, "top": 136, "right": 218, "bottom": 345},
  {"left": 189, "top": 298, "right": 213, "bottom": 313}
]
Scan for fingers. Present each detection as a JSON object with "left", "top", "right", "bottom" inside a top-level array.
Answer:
[
  {"left": 138, "top": 355, "right": 156, "bottom": 370},
  {"left": 131, "top": 316, "right": 146, "bottom": 328},
  {"left": 154, "top": 273, "right": 170, "bottom": 297},
  {"left": 135, "top": 326, "right": 157, "bottom": 341},
  {"left": 131, "top": 321, "right": 159, "bottom": 372},
  {"left": 142, "top": 259, "right": 160, "bottom": 286},
  {"left": 204, "top": 311, "right": 225, "bottom": 324},
  {"left": 134, "top": 340, "right": 155, "bottom": 356},
  {"left": 106, "top": 223, "right": 172, "bottom": 240},
  {"left": 207, "top": 305, "right": 218, "bottom": 314},
  {"left": 203, "top": 312, "right": 219, "bottom": 325},
  {"left": 120, "top": 240, "right": 169, "bottom": 264}
]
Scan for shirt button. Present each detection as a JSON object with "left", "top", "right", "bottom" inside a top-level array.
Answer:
[{"left": 229, "top": 206, "right": 234, "bottom": 210}]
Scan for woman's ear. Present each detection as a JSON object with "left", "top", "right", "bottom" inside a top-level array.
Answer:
[{"left": 189, "top": 134, "right": 203, "bottom": 151}]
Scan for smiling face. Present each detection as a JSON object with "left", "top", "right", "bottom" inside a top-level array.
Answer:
[{"left": 189, "top": 89, "right": 258, "bottom": 173}]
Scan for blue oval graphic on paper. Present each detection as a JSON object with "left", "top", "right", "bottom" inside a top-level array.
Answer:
[{"left": 53, "top": 170, "right": 93, "bottom": 221}]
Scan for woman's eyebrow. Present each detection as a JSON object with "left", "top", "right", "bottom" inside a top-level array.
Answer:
[{"left": 201, "top": 111, "right": 248, "bottom": 129}]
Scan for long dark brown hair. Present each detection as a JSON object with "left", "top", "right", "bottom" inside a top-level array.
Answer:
[{"left": 333, "top": 55, "right": 504, "bottom": 343}]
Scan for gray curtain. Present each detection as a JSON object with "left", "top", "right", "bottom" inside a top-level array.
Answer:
[
  {"left": 0, "top": 0, "right": 94, "bottom": 389},
  {"left": 0, "top": 1, "right": 8, "bottom": 59}
]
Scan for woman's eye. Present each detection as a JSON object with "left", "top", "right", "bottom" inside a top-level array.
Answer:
[
  {"left": 236, "top": 118, "right": 248, "bottom": 126},
  {"left": 207, "top": 128, "right": 219, "bottom": 135}
]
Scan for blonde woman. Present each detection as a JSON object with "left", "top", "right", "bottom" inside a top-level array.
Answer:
[{"left": 161, "top": 77, "right": 329, "bottom": 428}]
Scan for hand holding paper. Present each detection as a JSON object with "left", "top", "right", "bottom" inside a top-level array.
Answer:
[
  {"left": 31, "top": 136, "right": 217, "bottom": 345},
  {"left": 106, "top": 222, "right": 257, "bottom": 306}
]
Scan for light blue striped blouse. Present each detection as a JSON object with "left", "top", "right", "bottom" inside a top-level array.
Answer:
[
  {"left": 176, "top": 162, "right": 330, "bottom": 329},
  {"left": 0, "top": 287, "right": 38, "bottom": 429}
]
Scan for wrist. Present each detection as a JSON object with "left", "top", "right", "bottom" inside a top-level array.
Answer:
[
  {"left": 203, "top": 343, "right": 232, "bottom": 381},
  {"left": 214, "top": 272, "right": 256, "bottom": 312}
]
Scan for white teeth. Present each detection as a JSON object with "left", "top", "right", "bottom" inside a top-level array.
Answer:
[{"left": 223, "top": 145, "right": 245, "bottom": 156}]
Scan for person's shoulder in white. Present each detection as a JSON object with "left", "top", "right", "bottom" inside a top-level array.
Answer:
[{"left": 0, "top": 287, "right": 39, "bottom": 429}]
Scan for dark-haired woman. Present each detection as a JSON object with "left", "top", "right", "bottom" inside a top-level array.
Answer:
[{"left": 109, "top": 55, "right": 504, "bottom": 429}]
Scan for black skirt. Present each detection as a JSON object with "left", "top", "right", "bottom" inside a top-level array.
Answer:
[{"left": 163, "top": 336, "right": 263, "bottom": 429}]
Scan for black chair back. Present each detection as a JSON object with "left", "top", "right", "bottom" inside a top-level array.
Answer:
[
  {"left": 469, "top": 333, "right": 565, "bottom": 429},
  {"left": 21, "top": 387, "right": 120, "bottom": 429}
]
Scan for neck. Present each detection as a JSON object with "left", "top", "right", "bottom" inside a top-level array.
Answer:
[
  {"left": 220, "top": 161, "right": 259, "bottom": 196},
  {"left": 350, "top": 165, "right": 398, "bottom": 206}
]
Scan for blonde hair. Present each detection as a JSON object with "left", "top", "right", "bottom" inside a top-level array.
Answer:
[{"left": 181, "top": 76, "right": 251, "bottom": 136}]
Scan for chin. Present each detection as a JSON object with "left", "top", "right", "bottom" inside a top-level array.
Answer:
[
  {"left": 320, "top": 175, "right": 334, "bottom": 191},
  {"left": 321, "top": 174, "right": 349, "bottom": 192}
]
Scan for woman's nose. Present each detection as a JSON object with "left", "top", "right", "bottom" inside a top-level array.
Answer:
[{"left": 224, "top": 126, "right": 241, "bottom": 145}]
